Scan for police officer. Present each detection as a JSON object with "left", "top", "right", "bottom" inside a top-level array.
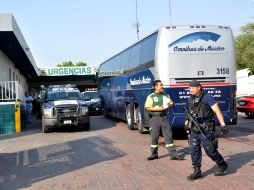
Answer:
[
  {"left": 25, "top": 92, "right": 33, "bottom": 124},
  {"left": 145, "top": 80, "right": 184, "bottom": 161},
  {"left": 185, "top": 80, "right": 229, "bottom": 181}
]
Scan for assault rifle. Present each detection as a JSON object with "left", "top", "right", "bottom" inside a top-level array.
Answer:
[{"left": 184, "top": 107, "right": 213, "bottom": 147}]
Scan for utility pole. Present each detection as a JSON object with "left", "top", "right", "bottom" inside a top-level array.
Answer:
[
  {"left": 135, "top": 0, "right": 140, "bottom": 40},
  {"left": 168, "top": 0, "right": 172, "bottom": 25}
]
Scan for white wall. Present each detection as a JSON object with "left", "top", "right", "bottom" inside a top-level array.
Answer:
[
  {"left": 0, "top": 49, "right": 29, "bottom": 101},
  {"left": 236, "top": 68, "right": 254, "bottom": 96}
]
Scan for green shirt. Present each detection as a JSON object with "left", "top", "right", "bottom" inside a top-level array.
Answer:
[{"left": 145, "top": 92, "right": 173, "bottom": 116}]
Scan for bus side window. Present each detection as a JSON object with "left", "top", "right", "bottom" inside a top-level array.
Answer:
[
  {"left": 120, "top": 49, "right": 131, "bottom": 73},
  {"left": 140, "top": 33, "right": 158, "bottom": 69},
  {"left": 130, "top": 42, "right": 142, "bottom": 71},
  {"left": 114, "top": 55, "right": 121, "bottom": 74}
]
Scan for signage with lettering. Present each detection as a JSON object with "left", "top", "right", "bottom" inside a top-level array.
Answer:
[{"left": 38, "top": 66, "right": 96, "bottom": 76}]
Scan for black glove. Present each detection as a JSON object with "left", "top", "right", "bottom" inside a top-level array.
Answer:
[{"left": 221, "top": 125, "right": 229, "bottom": 135}]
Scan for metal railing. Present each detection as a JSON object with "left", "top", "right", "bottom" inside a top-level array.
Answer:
[{"left": 0, "top": 81, "right": 19, "bottom": 101}]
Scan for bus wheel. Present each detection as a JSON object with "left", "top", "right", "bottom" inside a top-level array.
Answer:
[
  {"left": 126, "top": 104, "right": 134, "bottom": 130},
  {"left": 135, "top": 107, "right": 145, "bottom": 134}
]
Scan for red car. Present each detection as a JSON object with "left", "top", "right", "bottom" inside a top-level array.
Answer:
[{"left": 237, "top": 94, "right": 254, "bottom": 118}]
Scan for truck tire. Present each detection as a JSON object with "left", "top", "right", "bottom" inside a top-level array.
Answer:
[
  {"left": 42, "top": 117, "right": 49, "bottom": 133},
  {"left": 81, "top": 120, "right": 90, "bottom": 131}
]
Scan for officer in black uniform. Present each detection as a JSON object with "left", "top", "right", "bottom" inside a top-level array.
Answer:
[
  {"left": 185, "top": 80, "right": 229, "bottom": 181},
  {"left": 145, "top": 80, "right": 184, "bottom": 161}
]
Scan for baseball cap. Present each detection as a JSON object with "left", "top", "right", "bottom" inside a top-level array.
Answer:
[{"left": 189, "top": 80, "right": 201, "bottom": 87}]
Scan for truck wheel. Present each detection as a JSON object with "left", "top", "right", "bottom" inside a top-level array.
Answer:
[
  {"left": 42, "top": 117, "right": 49, "bottom": 133},
  {"left": 85, "top": 122, "right": 90, "bottom": 130},
  {"left": 135, "top": 107, "right": 145, "bottom": 134},
  {"left": 82, "top": 121, "right": 90, "bottom": 131},
  {"left": 126, "top": 104, "right": 134, "bottom": 130}
]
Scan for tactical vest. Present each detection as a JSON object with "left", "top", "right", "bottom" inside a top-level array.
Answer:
[{"left": 188, "top": 91, "right": 214, "bottom": 123}]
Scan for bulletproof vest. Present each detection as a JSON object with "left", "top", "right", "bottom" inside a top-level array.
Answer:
[{"left": 188, "top": 91, "right": 214, "bottom": 122}]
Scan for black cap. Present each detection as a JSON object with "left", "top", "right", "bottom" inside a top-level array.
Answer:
[{"left": 189, "top": 80, "right": 201, "bottom": 87}]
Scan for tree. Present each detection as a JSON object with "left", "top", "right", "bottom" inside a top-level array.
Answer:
[
  {"left": 235, "top": 22, "right": 254, "bottom": 74},
  {"left": 57, "top": 61, "right": 87, "bottom": 67},
  {"left": 75, "top": 61, "right": 87, "bottom": 66},
  {"left": 57, "top": 61, "right": 74, "bottom": 67}
]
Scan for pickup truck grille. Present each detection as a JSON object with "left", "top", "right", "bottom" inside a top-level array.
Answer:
[{"left": 55, "top": 105, "right": 78, "bottom": 114}]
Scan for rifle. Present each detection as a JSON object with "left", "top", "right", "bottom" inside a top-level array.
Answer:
[{"left": 184, "top": 107, "right": 213, "bottom": 148}]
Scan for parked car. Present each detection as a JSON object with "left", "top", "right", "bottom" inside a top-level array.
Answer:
[
  {"left": 237, "top": 94, "right": 254, "bottom": 118},
  {"left": 81, "top": 91, "right": 102, "bottom": 115},
  {"left": 41, "top": 85, "right": 90, "bottom": 133}
]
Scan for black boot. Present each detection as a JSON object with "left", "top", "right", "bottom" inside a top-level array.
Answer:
[
  {"left": 167, "top": 146, "right": 185, "bottom": 160},
  {"left": 214, "top": 161, "right": 228, "bottom": 176},
  {"left": 147, "top": 147, "right": 159, "bottom": 161},
  {"left": 187, "top": 167, "right": 203, "bottom": 181}
]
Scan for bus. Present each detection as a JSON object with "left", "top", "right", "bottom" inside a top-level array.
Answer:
[{"left": 98, "top": 25, "right": 237, "bottom": 134}]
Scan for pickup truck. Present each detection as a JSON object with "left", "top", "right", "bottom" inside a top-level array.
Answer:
[{"left": 41, "top": 86, "right": 90, "bottom": 133}]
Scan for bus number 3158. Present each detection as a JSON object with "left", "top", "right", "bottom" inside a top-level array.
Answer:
[{"left": 217, "top": 68, "right": 229, "bottom": 74}]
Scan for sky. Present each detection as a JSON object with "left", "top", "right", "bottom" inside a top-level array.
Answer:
[{"left": 0, "top": 0, "right": 254, "bottom": 68}]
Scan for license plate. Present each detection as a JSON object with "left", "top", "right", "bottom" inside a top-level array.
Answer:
[
  {"left": 64, "top": 120, "right": 72, "bottom": 124},
  {"left": 239, "top": 101, "right": 246, "bottom": 106}
]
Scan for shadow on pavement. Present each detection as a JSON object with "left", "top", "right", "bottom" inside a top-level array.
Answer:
[
  {"left": 202, "top": 150, "right": 254, "bottom": 177},
  {"left": 0, "top": 135, "right": 126, "bottom": 190},
  {"left": 0, "top": 119, "right": 41, "bottom": 141},
  {"left": 0, "top": 115, "right": 117, "bottom": 141}
]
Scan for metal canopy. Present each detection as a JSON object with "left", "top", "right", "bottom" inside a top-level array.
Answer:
[{"left": 0, "top": 31, "right": 37, "bottom": 78}]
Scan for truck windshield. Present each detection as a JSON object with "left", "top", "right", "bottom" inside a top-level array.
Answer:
[
  {"left": 46, "top": 91, "right": 82, "bottom": 101},
  {"left": 83, "top": 92, "right": 99, "bottom": 100}
]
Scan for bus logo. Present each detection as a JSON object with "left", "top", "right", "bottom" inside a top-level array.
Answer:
[
  {"left": 169, "top": 32, "right": 221, "bottom": 47},
  {"left": 168, "top": 32, "right": 225, "bottom": 52},
  {"left": 129, "top": 76, "right": 152, "bottom": 86}
]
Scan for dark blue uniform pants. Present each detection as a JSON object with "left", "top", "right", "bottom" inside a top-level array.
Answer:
[{"left": 190, "top": 129, "right": 225, "bottom": 167}]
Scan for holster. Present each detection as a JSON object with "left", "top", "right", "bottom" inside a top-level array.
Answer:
[
  {"left": 192, "top": 122, "right": 215, "bottom": 133},
  {"left": 208, "top": 133, "right": 218, "bottom": 152},
  {"left": 201, "top": 122, "right": 215, "bottom": 131}
]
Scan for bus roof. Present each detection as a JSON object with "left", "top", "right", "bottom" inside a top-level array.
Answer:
[{"left": 99, "top": 25, "right": 231, "bottom": 67}]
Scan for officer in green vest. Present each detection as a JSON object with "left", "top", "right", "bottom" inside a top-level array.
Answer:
[{"left": 145, "top": 80, "right": 185, "bottom": 160}]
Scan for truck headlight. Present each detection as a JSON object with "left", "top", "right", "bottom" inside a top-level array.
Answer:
[
  {"left": 81, "top": 107, "right": 88, "bottom": 115},
  {"left": 43, "top": 108, "right": 52, "bottom": 117}
]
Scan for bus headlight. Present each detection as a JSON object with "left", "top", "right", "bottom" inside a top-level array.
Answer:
[{"left": 81, "top": 107, "right": 88, "bottom": 115}]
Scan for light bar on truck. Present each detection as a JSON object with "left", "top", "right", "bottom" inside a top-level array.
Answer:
[{"left": 48, "top": 84, "right": 76, "bottom": 88}]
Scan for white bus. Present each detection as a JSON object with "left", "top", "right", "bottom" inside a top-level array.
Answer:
[{"left": 98, "top": 25, "right": 237, "bottom": 133}]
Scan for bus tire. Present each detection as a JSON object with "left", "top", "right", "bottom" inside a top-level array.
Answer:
[
  {"left": 135, "top": 107, "right": 145, "bottom": 134},
  {"left": 126, "top": 104, "right": 135, "bottom": 130}
]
